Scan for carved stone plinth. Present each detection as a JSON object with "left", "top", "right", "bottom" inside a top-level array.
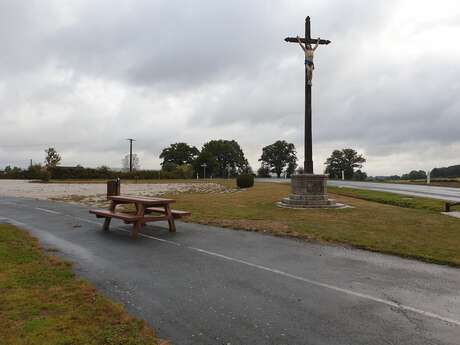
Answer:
[{"left": 279, "top": 174, "right": 343, "bottom": 208}]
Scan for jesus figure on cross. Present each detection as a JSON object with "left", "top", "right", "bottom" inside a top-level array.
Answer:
[{"left": 296, "top": 35, "right": 321, "bottom": 85}]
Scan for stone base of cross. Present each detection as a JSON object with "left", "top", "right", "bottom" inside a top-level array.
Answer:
[{"left": 279, "top": 174, "right": 344, "bottom": 209}]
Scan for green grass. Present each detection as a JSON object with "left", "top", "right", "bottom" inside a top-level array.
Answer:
[
  {"left": 160, "top": 181, "right": 460, "bottom": 267},
  {"left": 0, "top": 224, "right": 165, "bottom": 345},
  {"left": 327, "top": 186, "right": 449, "bottom": 212}
]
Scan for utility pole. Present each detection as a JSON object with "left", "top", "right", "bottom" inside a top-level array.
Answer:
[{"left": 126, "top": 138, "right": 136, "bottom": 172}]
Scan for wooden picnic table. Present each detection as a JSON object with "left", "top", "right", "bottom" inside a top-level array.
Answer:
[{"left": 89, "top": 195, "right": 190, "bottom": 238}]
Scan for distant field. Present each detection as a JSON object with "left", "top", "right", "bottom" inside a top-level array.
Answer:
[{"left": 386, "top": 178, "right": 460, "bottom": 188}]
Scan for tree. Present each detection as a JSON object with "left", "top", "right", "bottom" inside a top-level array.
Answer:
[
  {"left": 3, "top": 165, "right": 23, "bottom": 179},
  {"left": 352, "top": 169, "right": 367, "bottom": 181},
  {"left": 44, "top": 147, "right": 61, "bottom": 169},
  {"left": 193, "top": 150, "right": 218, "bottom": 178},
  {"left": 324, "top": 148, "right": 366, "bottom": 180},
  {"left": 286, "top": 161, "right": 298, "bottom": 178},
  {"left": 122, "top": 154, "right": 140, "bottom": 171},
  {"left": 197, "top": 140, "right": 249, "bottom": 177},
  {"left": 160, "top": 143, "right": 200, "bottom": 166},
  {"left": 430, "top": 165, "right": 460, "bottom": 178},
  {"left": 161, "top": 162, "right": 178, "bottom": 172},
  {"left": 401, "top": 170, "right": 427, "bottom": 180},
  {"left": 259, "top": 140, "right": 297, "bottom": 178},
  {"left": 257, "top": 164, "right": 271, "bottom": 178}
]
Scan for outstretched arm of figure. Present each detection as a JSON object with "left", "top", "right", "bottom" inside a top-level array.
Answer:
[
  {"left": 313, "top": 37, "right": 320, "bottom": 51},
  {"left": 296, "top": 36, "right": 306, "bottom": 52}
]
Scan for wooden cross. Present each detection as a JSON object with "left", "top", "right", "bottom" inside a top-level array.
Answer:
[{"left": 285, "top": 16, "right": 331, "bottom": 174}]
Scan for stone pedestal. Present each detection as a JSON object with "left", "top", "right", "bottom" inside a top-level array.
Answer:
[{"left": 279, "top": 174, "right": 341, "bottom": 208}]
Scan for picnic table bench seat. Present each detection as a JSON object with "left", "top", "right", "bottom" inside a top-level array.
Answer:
[
  {"left": 145, "top": 207, "right": 191, "bottom": 218},
  {"left": 90, "top": 209, "right": 141, "bottom": 222},
  {"left": 89, "top": 209, "right": 170, "bottom": 223}
]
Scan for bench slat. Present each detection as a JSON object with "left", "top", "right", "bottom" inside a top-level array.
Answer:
[
  {"left": 89, "top": 209, "right": 141, "bottom": 222},
  {"left": 146, "top": 207, "right": 191, "bottom": 218}
]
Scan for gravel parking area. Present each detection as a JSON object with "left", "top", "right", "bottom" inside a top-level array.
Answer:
[{"left": 0, "top": 180, "right": 229, "bottom": 206}]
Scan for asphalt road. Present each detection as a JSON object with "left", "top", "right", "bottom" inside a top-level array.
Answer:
[
  {"left": 257, "top": 178, "right": 460, "bottom": 203},
  {"left": 1, "top": 196, "right": 460, "bottom": 344}
]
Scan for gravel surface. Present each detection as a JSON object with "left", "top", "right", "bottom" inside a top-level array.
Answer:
[{"left": 0, "top": 179, "right": 229, "bottom": 206}]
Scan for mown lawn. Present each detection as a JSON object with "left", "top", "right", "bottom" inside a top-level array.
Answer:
[
  {"left": 327, "top": 186, "right": 450, "bottom": 211},
  {"left": 0, "top": 224, "right": 164, "bottom": 345},
  {"left": 163, "top": 181, "right": 460, "bottom": 266}
]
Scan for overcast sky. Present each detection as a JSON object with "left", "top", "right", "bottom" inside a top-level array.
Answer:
[{"left": 1, "top": 0, "right": 459, "bottom": 175}]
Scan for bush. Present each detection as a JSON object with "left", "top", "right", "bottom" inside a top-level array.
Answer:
[
  {"left": 160, "top": 164, "right": 194, "bottom": 179},
  {"left": 162, "top": 162, "right": 178, "bottom": 173},
  {"left": 49, "top": 166, "right": 161, "bottom": 180},
  {"left": 352, "top": 169, "right": 367, "bottom": 181},
  {"left": 236, "top": 174, "right": 254, "bottom": 188},
  {"left": 39, "top": 169, "right": 51, "bottom": 182},
  {"left": 257, "top": 165, "right": 271, "bottom": 178},
  {"left": 175, "top": 164, "right": 194, "bottom": 179}
]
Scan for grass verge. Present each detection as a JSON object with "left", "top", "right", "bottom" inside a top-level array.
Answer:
[
  {"left": 163, "top": 181, "right": 460, "bottom": 267},
  {"left": 0, "top": 223, "right": 164, "bottom": 345},
  {"left": 327, "top": 186, "right": 449, "bottom": 212}
]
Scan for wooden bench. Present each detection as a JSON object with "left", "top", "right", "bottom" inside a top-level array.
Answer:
[
  {"left": 90, "top": 209, "right": 141, "bottom": 223},
  {"left": 145, "top": 207, "right": 191, "bottom": 219}
]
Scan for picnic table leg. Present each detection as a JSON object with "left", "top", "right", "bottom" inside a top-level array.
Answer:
[
  {"left": 445, "top": 202, "right": 451, "bottom": 212},
  {"left": 132, "top": 221, "right": 141, "bottom": 239},
  {"left": 165, "top": 204, "right": 176, "bottom": 232},
  {"left": 103, "top": 200, "right": 117, "bottom": 231},
  {"left": 131, "top": 203, "right": 145, "bottom": 238}
]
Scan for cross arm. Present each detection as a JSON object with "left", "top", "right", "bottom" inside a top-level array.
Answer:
[{"left": 285, "top": 37, "right": 331, "bottom": 45}]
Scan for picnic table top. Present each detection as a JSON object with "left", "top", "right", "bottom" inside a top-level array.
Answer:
[{"left": 108, "top": 195, "right": 176, "bottom": 205}]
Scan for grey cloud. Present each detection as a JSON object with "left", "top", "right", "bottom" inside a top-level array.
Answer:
[{"left": 1, "top": 0, "right": 459, "bottom": 175}]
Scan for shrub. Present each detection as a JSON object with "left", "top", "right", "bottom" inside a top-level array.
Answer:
[
  {"left": 162, "top": 162, "right": 178, "bottom": 173},
  {"left": 352, "top": 169, "right": 368, "bottom": 181},
  {"left": 257, "top": 165, "right": 271, "bottom": 178},
  {"left": 175, "top": 164, "right": 194, "bottom": 179},
  {"left": 39, "top": 169, "right": 51, "bottom": 182},
  {"left": 236, "top": 174, "right": 254, "bottom": 188}
]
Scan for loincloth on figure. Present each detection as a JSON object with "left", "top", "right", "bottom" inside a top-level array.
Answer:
[{"left": 304, "top": 59, "right": 314, "bottom": 69}]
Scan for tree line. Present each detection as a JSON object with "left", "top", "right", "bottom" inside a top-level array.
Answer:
[
  {"left": 1, "top": 140, "right": 370, "bottom": 180},
  {"left": 371, "top": 165, "right": 460, "bottom": 181}
]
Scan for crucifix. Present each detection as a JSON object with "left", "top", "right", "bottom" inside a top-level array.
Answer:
[{"left": 285, "top": 16, "right": 331, "bottom": 174}]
